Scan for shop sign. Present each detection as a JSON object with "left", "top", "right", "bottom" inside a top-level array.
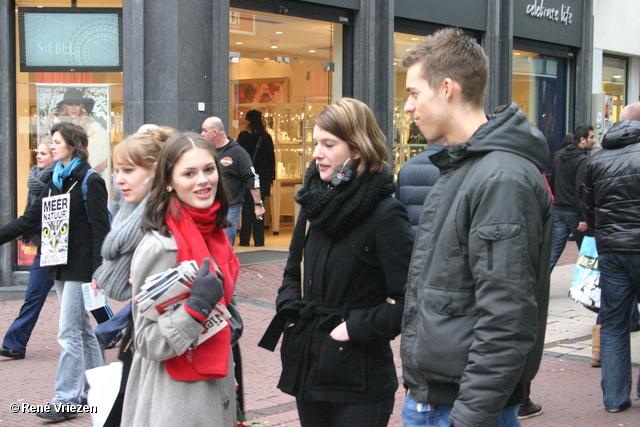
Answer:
[
  {"left": 525, "top": 0, "right": 573, "bottom": 26},
  {"left": 230, "top": 11, "right": 255, "bottom": 35},
  {"left": 18, "top": 8, "right": 122, "bottom": 72}
]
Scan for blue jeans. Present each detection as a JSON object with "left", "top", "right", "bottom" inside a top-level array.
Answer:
[
  {"left": 402, "top": 394, "right": 521, "bottom": 427},
  {"left": 2, "top": 252, "right": 54, "bottom": 353},
  {"left": 225, "top": 203, "right": 242, "bottom": 246},
  {"left": 549, "top": 209, "right": 585, "bottom": 271},
  {"left": 599, "top": 252, "right": 640, "bottom": 411},
  {"left": 52, "top": 281, "right": 104, "bottom": 405}
]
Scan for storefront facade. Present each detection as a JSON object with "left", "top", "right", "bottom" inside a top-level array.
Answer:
[{"left": 0, "top": 0, "right": 609, "bottom": 285}]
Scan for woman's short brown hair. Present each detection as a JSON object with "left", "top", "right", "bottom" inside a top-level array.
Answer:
[
  {"left": 314, "top": 97, "right": 388, "bottom": 177},
  {"left": 50, "top": 122, "right": 89, "bottom": 162}
]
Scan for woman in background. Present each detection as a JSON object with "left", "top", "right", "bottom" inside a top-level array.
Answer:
[
  {"left": 122, "top": 133, "right": 238, "bottom": 426},
  {"left": 0, "top": 141, "right": 56, "bottom": 360},
  {"left": 260, "top": 98, "right": 413, "bottom": 426},
  {"left": 0, "top": 122, "right": 110, "bottom": 422},
  {"left": 238, "top": 109, "right": 275, "bottom": 246},
  {"left": 91, "top": 125, "right": 174, "bottom": 426}
]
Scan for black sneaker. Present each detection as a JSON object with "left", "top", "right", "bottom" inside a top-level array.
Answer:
[
  {"left": 0, "top": 346, "right": 25, "bottom": 360},
  {"left": 35, "top": 403, "right": 78, "bottom": 422},
  {"left": 518, "top": 400, "right": 543, "bottom": 419}
]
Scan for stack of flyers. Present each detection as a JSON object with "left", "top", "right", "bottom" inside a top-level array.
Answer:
[{"left": 134, "top": 260, "right": 231, "bottom": 346}]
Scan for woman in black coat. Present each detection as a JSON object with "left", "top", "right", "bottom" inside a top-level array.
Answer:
[
  {"left": 259, "top": 98, "right": 413, "bottom": 426},
  {"left": 237, "top": 109, "right": 275, "bottom": 246},
  {"left": 0, "top": 122, "right": 110, "bottom": 422}
]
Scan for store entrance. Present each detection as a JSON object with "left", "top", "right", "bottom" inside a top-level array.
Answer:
[
  {"left": 229, "top": 8, "right": 340, "bottom": 236},
  {"left": 513, "top": 50, "right": 569, "bottom": 172}
]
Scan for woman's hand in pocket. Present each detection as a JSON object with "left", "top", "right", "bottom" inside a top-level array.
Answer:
[{"left": 329, "top": 322, "right": 350, "bottom": 341}]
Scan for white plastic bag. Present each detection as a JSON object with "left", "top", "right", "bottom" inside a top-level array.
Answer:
[{"left": 86, "top": 361, "right": 123, "bottom": 427}]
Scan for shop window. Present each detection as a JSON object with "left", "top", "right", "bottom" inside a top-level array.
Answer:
[
  {"left": 393, "top": 32, "right": 428, "bottom": 175},
  {"left": 602, "top": 55, "right": 627, "bottom": 125},
  {"left": 14, "top": 0, "right": 123, "bottom": 266},
  {"left": 229, "top": 7, "right": 341, "bottom": 233}
]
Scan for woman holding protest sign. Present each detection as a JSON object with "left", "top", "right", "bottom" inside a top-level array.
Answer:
[{"left": 0, "top": 122, "right": 110, "bottom": 422}]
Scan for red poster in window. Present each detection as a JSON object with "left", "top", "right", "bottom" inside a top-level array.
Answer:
[{"left": 18, "top": 240, "right": 37, "bottom": 266}]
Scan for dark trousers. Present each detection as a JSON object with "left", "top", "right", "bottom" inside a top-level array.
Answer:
[
  {"left": 3, "top": 252, "right": 54, "bottom": 353},
  {"left": 240, "top": 190, "right": 267, "bottom": 246},
  {"left": 296, "top": 397, "right": 394, "bottom": 427}
]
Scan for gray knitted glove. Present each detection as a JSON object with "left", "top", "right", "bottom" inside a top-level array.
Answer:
[{"left": 185, "top": 258, "right": 224, "bottom": 321}]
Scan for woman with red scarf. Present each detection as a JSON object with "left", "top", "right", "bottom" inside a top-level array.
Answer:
[{"left": 122, "top": 133, "right": 239, "bottom": 426}]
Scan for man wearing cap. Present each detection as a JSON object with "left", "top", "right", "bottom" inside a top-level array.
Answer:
[{"left": 201, "top": 116, "right": 264, "bottom": 245}]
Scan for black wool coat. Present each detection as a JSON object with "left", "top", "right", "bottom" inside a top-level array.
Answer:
[
  {"left": 274, "top": 195, "right": 413, "bottom": 403},
  {"left": 0, "top": 161, "right": 110, "bottom": 281}
]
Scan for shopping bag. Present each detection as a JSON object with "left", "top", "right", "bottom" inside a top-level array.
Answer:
[
  {"left": 568, "top": 236, "right": 600, "bottom": 311},
  {"left": 86, "top": 361, "right": 123, "bottom": 427}
]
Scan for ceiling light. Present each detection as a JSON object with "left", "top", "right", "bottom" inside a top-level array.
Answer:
[
  {"left": 405, "top": 48, "right": 411, "bottom": 51},
  {"left": 264, "top": 57, "right": 269, "bottom": 60},
  {"left": 276, "top": 31, "right": 283, "bottom": 35},
  {"left": 236, "top": 42, "right": 243, "bottom": 45},
  {"left": 410, "top": 37, "right": 419, "bottom": 41},
  {"left": 309, "top": 50, "right": 316, "bottom": 53},
  {"left": 612, "top": 75, "right": 622, "bottom": 79},
  {"left": 271, "top": 45, "right": 278, "bottom": 49}
]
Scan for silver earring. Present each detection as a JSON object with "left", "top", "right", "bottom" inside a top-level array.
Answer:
[{"left": 166, "top": 185, "right": 173, "bottom": 193}]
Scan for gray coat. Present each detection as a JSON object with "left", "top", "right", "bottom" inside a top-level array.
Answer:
[
  {"left": 401, "top": 103, "right": 553, "bottom": 427},
  {"left": 122, "top": 231, "right": 236, "bottom": 427}
]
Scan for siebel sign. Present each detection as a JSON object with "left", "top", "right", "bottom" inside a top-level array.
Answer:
[{"left": 525, "top": 0, "right": 573, "bottom": 26}]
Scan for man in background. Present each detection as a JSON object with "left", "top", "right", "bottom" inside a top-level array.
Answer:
[
  {"left": 548, "top": 125, "right": 596, "bottom": 271},
  {"left": 581, "top": 102, "right": 640, "bottom": 413},
  {"left": 201, "top": 117, "right": 264, "bottom": 245}
]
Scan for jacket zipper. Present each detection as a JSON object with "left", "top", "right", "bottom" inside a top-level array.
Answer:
[{"left": 487, "top": 241, "right": 493, "bottom": 271}]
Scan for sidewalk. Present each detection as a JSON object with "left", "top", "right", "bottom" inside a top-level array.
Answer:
[{"left": 1, "top": 245, "right": 639, "bottom": 426}]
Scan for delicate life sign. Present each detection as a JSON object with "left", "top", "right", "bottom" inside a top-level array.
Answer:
[{"left": 40, "top": 193, "right": 70, "bottom": 266}]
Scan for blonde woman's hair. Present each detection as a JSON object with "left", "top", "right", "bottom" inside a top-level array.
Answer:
[
  {"left": 314, "top": 97, "right": 388, "bottom": 176},
  {"left": 113, "top": 126, "right": 176, "bottom": 171}
]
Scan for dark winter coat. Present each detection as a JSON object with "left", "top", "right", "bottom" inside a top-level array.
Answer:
[
  {"left": 237, "top": 131, "right": 276, "bottom": 197},
  {"left": 401, "top": 103, "right": 553, "bottom": 427},
  {"left": 0, "top": 161, "right": 110, "bottom": 281},
  {"left": 548, "top": 143, "right": 589, "bottom": 212},
  {"left": 396, "top": 144, "right": 445, "bottom": 234},
  {"left": 581, "top": 119, "right": 640, "bottom": 253},
  {"left": 270, "top": 196, "right": 412, "bottom": 403}
]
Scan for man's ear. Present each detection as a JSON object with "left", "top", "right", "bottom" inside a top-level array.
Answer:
[{"left": 441, "top": 78, "right": 457, "bottom": 101}]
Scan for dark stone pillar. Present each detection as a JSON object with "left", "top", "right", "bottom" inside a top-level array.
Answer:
[
  {"left": 484, "top": 0, "right": 513, "bottom": 113},
  {"left": 574, "top": 0, "right": 593, "bottom": 127},
  {"left": 352, "top": 0, "right": 394, "bottom": 164},
  {"left": 124, "top": 0, "right": 228, "bottom": 135},
  {"left": 0, "top": 0, "right": 16, "bottom": 285}
]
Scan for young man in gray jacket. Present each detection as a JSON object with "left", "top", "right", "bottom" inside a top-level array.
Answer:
[{"left": 400, "top": 28, "right": 553, "bottom": 427}]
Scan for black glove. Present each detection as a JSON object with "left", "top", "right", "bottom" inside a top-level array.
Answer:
[{"left": 185, "top": 258, "right": 224, "bottom": 320}]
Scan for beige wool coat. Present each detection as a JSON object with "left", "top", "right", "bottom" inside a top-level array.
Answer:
[{"left": 122, "top": 231, "right": 236, "bottom": 427}]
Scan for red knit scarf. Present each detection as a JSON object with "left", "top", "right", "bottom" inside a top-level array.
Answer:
[{"left": 164, "top": 199, "right": 240, "bottom": 381}]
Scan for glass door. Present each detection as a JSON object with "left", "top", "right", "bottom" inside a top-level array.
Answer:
[{"left": 229, "top": 8, "right": 338, "bottom": 233}]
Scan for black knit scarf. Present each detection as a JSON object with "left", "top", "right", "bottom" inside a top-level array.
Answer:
[{"left": 295, "top": 161, "right": 396, "bottom": 238}]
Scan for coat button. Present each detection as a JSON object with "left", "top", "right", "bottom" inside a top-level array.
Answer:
[
  {"left": 495, "top": 231, "right": 502, "bottom": 238},
  {"left": 364, "top": 246, "right": 370, "bottom": 251},
  {"left": 445, "top": 305, "right": 454, "bottom": 315},
  {"left": 339, "top": 346, "right": 344, "bottom": 351},
  {"left": 187, "top": 327, "right": 199, "bottom": 338},
  {"left": 223, "top": 398, "right": 230, "bottom": 409}
]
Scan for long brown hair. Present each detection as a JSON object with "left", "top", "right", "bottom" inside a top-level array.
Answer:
[{"left": 141, "top": 132, "right": 230, "bottom": 236}]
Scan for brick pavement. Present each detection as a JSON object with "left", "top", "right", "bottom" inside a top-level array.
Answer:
[{"left": 1, "top": 246, "right": 640, "bottom": 426}]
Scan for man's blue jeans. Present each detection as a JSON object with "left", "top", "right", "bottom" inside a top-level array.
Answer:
[
  {"left": 402, "top": 394, "right": 521, "bottom": 427},
  {"left": 52, "top": 281, "right": 104, "bottom": 405},
  {"left": 599, "top": 252, "right": 640, "bottom": 411},
  {"left": 2, "top": 252, "right": 54, "bottom": 353},
  {"left": 225, "top": 203, "right": 242, "bottom": 246},
  {"left": 550, "top": 209, "right": 585, "bottom": 271}
]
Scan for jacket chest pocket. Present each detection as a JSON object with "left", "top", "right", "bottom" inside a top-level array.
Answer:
[{"left": 350, "top": 235, "right": 378, "bottom": 267}]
